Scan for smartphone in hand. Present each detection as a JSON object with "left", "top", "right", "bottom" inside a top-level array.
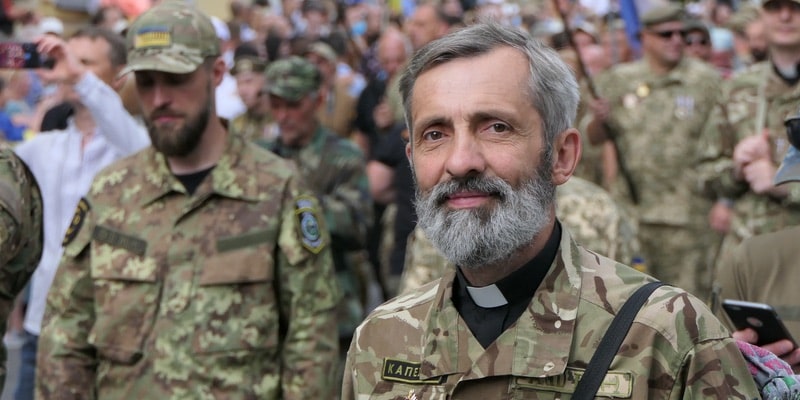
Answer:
[
  {"left": 0, "top": 42, "right": 49, "bottom": 69},
  {"left": 723, "top": 299, "right": 797, "bottom": 348}
]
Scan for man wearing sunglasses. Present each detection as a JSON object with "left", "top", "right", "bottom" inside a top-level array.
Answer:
[
  {"left": 699, "top": 0, "right": 800, "bottom": 307},
  {"left": 586, "top": 3, "right": 722, "bottom": 298}
]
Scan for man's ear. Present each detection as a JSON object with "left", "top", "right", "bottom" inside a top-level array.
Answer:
[
  {"left": 111, "top": 70, "right": 127, "bottom": 92},
  {"left": 551, "top": 128, "right": 581, "bottom": 185},
  {"left": 211, "top": 57, "right": 226, "bottom": 88}
]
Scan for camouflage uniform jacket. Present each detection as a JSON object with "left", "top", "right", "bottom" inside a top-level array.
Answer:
[
  {"left": 261, "top": 126, "right": 372, "bottom": 337},
  {"left": 698, "top": 61, "right": 800, "bottom": 241},
  {"left": 595, "top": 57, "right": 721, "bottom": 225},
  {"left": 261, "top": 125, "right": 372, "bottom": 252},
  {"left": 399, "top": 177, "right": 641, "bottom": 293},
  {"left": 229, "top": 111, "right": 277, "bottom": 142},
  {"left": 344, "top": 227, "right": 760, "bottom": 399},
  {"left": 37, "top": 134, "right": 341, "bottom": 399},
  {"left": 0, "top": 146, "right": 41, "bottom": 391}
]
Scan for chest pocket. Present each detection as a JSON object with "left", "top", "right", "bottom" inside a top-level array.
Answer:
[
  {"left": 192, "top": 230, "right": 277, "bottom": 354},
  {"left": 89, "top": 227, "right": 158, "bottom": 365}
]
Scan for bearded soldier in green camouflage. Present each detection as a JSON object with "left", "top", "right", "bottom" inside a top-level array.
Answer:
[
  {"left": 343, "top": 23, "right": 760, "bottom": 399},
  {"left": 698, "top": 0, "right": 800, "bottom": 308},
  {"left": 36, "top": 2, "right": 340, "bottom": 399},
  {"left": 586, "top": 4, "right": 722, "bottom": 299},
  {"left": 259, "top": 56, "right": 373, "bottom": 343},
  {"left": 0, "top": 145, "right": 41, "bottom": 392},
  {"left": 399, "top": 176, "right": 642, "bottom": 293}
]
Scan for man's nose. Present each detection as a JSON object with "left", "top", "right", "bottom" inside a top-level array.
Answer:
[{"left": 444, "top": 133, "right": 486, "bottom": 179}]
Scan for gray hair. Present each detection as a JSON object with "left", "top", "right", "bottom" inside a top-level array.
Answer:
[{"left": 399, "top": 23, "right": 579, "bottom": 148}]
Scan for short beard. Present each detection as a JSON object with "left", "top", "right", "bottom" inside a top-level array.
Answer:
[
  {"left": 146, "top": 83, "right": 212, "bottom": 157},
  {"left": 414, "top": 152, "right": 556, "bottom": 270}
]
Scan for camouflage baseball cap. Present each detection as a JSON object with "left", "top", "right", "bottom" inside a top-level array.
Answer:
[
  {"left": 265, "top": 56, "right": 322, "bottom": 102},
  {"left": 120, "top": 0, "right": 220, "bottom": 75}
]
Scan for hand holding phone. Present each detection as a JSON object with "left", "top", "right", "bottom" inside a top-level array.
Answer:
[
  {"left": 0, "top": 42, "right": 48, "bottom": 69},
  {"left": 723, "top": 299, "right": 797, "bottom": 348}
]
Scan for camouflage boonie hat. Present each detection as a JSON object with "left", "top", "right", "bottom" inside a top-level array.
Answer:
[
  {"left": 265, "top": 56, "right": 322, "bottom": 102},
  {"left": 640, "top": 3, "right": 685, "bottom": 27},
  {"left": 121, "top": 0, "right": 220, "bottom": 75}
]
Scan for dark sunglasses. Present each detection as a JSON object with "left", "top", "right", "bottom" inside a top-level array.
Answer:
[
  {"left": 785, "top": 116, "right": 800, "bottom": 149},
  {"left": 648, "top": 29, "right": 686, "bottom": 40},
  {"left": 684, "top": 36, "right": 709, "bottom": 46}
]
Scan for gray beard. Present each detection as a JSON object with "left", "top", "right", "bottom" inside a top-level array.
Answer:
[{"left": 414, "top": 165, "right": 555, "bottom": 270}]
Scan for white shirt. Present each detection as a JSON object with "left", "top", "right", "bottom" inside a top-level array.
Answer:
[{"left": 15, "top": 72, "right": 150, "bottom": 335}]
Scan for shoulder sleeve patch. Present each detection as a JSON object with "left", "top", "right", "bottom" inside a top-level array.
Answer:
[
  {"left": 295, "top": 195, "right": 325, "bottom": 254},
  {"left": 63, "top": 198, "right": 90, "bottom": 246}
]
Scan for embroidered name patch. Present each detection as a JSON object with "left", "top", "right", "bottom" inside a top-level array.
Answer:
[
  {"left": 62, "top": 198, "right": 90, "bottom": 246},
  {"left": 134, "top": 27, "right": 171, "bottom": 49},
  {"left": 92, "top": 226, "right": 147, "bottom": 257},
  {"left": 295, "top": 196, "right": 324, "bottom": 254},
  {"left": 382, "top": 359, "right": 445, "bottom": 384},
  {"left": 514, "top": 367, "right": 633, "bottom": 398}
]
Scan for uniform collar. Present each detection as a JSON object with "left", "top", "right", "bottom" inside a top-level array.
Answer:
[
  {"left": 139, "top": 131, "right": 262, "bottom": 207},
  {"left": 418, "top": 226, "right": 582, "bottom": 381}
]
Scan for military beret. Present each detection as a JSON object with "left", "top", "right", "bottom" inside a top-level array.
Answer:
[{"left": 640, "top": 3, "right": 686, "bottom": 27}]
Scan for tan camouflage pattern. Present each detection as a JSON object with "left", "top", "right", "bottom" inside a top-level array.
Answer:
[
  {"left": 122, "top": 1, "right": 220, "bottom": 75},
  {"left": 229, "top": 112, "right": 278, "bottom": 142},
  {"left": 259, "top": 126, "right": 373, "bottom": 338},
  {"left": 36, "top": 135, "right": 341, "bottom": 399},
  {"left": 594, "top": 57, "right": 721, "bottom": 296},
  {"left": 343, "top": 228, "right": 761, "bottom": 399},
  {"left": 399, "top": 176, "right": 641, "bottom": 293},
  {"left": 0, "top": 145, "right": 41, "bottom": 392},
  {"left": 698, "top": 62, "right": 800, "bottom": 301}
]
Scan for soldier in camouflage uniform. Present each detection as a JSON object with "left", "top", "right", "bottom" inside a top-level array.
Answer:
[
  {"left": 342, "top": 23, "right": 760, "bottom": 399},
  {"left": 0, "top": 146, "right": 41, "bottom": 392},
  {"left": 698, "top": 0, "right": 800, "bottom": 309},
  {"left": 586, "top": 4, "right": 722, "bottom": 298},
  {"left": 259, "top": 56, "right": 373, "bottom": 347},
  {"left": 399, "top": 176, "right": 642, "bottom": 293},
  {"left": 229, "top": 54, "right": 278, "bottom": 142},
  {"left": 36, "top": 2, "right": 340, "bottom": 399}
]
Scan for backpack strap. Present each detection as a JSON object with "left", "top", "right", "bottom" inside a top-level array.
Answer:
[{"left": 572, "top": 281, "right": 667, "bottom": 400}]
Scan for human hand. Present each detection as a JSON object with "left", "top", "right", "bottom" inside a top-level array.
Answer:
[
  {"left": 741, "top": 158, "right": 788, "bottom": 197},
  {"left": 708, "top": 200, "right": 732, "bottom": 234},
  {"left": 733, "top": 130, "right": 771, "bottom": 179},
  {"left": 587, "top": 97, "right": 610, "bottom": 122},
  {"left": 34, "top": 35, "right": 86, "bottom": 86},
  {"left": 734, "top": 328, "right": 800, "bottom": 370}
]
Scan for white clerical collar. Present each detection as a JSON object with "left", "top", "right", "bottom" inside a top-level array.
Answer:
[{"left": 466, "top": 284, "right": 509, "bottom": 308}]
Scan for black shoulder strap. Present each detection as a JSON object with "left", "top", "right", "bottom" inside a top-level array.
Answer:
[{"left": 571, "top": 281, "right": 667, "bottom": 400}]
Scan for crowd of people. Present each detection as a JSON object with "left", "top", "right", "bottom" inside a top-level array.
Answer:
[{"left": 1, "top": 0, "right": 800, "bottom": 398}]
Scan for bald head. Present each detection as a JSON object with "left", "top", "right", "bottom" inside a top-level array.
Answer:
[{"left": 378, "top": 28, "right": 412, "bottom": 78}]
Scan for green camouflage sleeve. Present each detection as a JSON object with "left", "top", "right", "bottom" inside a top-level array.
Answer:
[
  {"left": 0, "top": 148, "right": 40, "bottom": 393},
  {"left": 36, "top": 198, "right": 97, "bottom": 400},
  {"left": 276, "top": 175, "right": 342, "bottom": 399},
  {"left": 316, "top": 149, "right": 372, "bottom": 251}
]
